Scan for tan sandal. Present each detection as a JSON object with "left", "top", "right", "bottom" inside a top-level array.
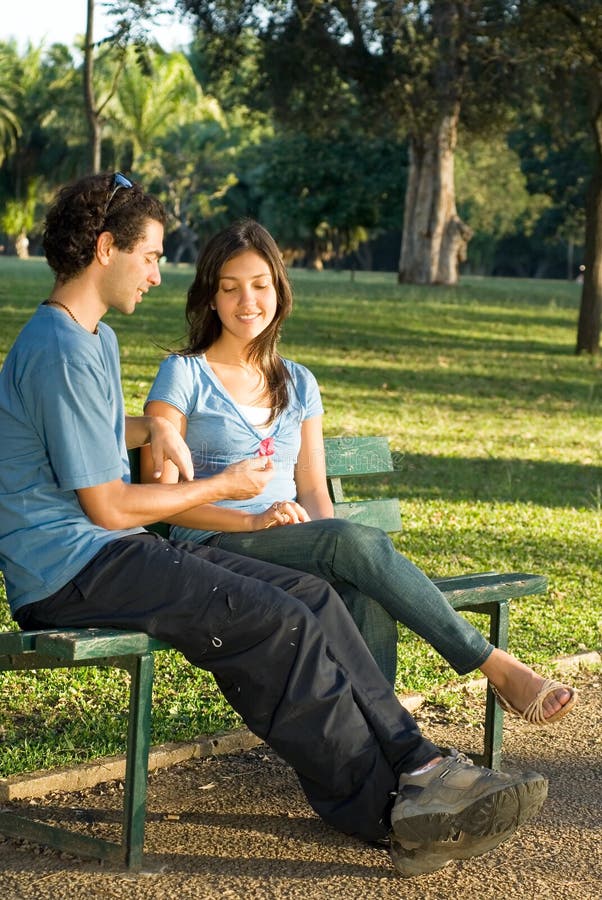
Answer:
[{"left": 491, "top": 678, "right": 578, "bottom": 726}]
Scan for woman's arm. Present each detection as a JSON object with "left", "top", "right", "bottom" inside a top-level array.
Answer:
[
  {"left": 294, "top": 416, "right": 335, "bottom": 520},
  {"left": 141, "top": 400, "right": 305, "bottom": 532},
  {"left": 76, "top": 458, "right": 273, "bottom": 531}
]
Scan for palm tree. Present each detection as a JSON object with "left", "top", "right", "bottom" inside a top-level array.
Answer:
[
  {"left": 107, "top": 46, "right": 222, "bottom": 161},
  {"left": 0, "top": 42, "right": 22, "bottom": 166},
  {"left": 106, "top": 45, "right": 250, "bottom": 259}
]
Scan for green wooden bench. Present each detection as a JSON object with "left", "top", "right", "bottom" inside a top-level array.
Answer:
[
  {"left": 323, "top": 436, "right": 546, "bottom": 769},
  {"left": 0, "top": 627, "right": 169, "bottom": 868},
  {"left": 0, "top": 435, "right": 547, "bottom": 869}
]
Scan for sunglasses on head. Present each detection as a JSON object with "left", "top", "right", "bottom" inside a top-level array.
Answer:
[{"left": 104, "top": 172, "right": 133, "bottom": 216}]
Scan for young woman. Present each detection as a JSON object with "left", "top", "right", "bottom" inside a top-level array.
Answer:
[{"left": 143, "top": 219, "right": 576, "bottom": 725}]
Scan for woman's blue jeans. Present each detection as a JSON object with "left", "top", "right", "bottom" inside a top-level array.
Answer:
[{"left": 206, "top": 518, "right": 493, "bottom": 686}]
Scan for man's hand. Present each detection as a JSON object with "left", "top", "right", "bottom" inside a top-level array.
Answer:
[
  {"left": 148, "top": 416, "right": 194, "bottom": 482},
  {"left": 219, "top": 457, "right": 275, "bottom": 499}
]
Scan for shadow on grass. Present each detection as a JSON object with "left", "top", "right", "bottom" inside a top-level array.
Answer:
[
  {"left": 311, "top": 363, "right": 596, "bottom": 408},
  {"left": 287, "top": 311, "right": 580, "bottom": 355},
  {"left": 340, "top": 451, "right": 601, "bottom": 510}
]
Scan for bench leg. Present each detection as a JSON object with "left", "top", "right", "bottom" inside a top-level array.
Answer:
[
  {"left": 122, "top": 652, "right": 155, "bottom": 869},
  {"left": 483, "top": 600, "right": 510, "bottom": 770}
]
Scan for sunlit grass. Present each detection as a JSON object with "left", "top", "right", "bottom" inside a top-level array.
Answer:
[{"left": 0, "top": 258, "right": 600, "bottom": 775}]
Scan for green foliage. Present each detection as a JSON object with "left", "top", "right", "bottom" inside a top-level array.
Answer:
[
  {"left": 101, "top": 1, "right": 183, "bottom": 47},
  {"left": 240, "top": 129, "right": 407, "bottom": 265},
  {"left": 0, "top": 259, "right": 600, "bottom": 774},
  {"left": 0, "top": 42, "right": 22, "bottom": 166},
  {"left": 187, "top": 26, "right": 266, "bottom": 114},
  {"left": 104, "top": 43, "right": 249, "bottom": 241},
  {"left": 181, "top": 2, "right": 524, "bottom": 140},
  {"left": 107, "top": 46, "right": 216, "bottom": 158},
  {"left": 0, "top": 40, "right": 86, "bottom": 190},
  {"left": 456, "top": 135, "right": 551, "bottom": 240},
  {"left": 510, "top": 1, "right": 602, "bottom": 350},
  {"left": 455, "top": 133, "right": 555, "bottom": 275},
  {"left": 0, "top": 180, "right": 38, "bottom": 243},
  {"left": 506, "top": 60, "right": 592, "bottom": 253},
  {"left": 0, "top": 11, "right": 593, "bottom": 280}
]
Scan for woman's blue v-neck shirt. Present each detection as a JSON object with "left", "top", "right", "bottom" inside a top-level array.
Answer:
[{"left": 146, "top": 354, "right": 323, "bottom": 543}]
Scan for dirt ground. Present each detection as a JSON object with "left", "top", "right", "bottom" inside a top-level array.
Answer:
[{"left": 0, "top": 670, "right": 600, "bottom": 900}]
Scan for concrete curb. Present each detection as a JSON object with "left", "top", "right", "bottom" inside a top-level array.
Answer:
[
  {"left": 1, "top": 651, "right": 599, "bottom": 802},
  {"left": 0, "top": 727, "right": 264, "bottom": 802}
]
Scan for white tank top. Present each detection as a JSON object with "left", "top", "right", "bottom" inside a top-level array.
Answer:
[{"left": 236, "top": 402, "right": 272, "bottom": 435}]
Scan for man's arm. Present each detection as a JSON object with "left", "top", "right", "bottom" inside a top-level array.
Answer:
[
  {"left": 125, "top": 415, "right": 194, "bottom": 481},
  {"left": 77, "top": 458, "right": 274, "bottom": 531}
]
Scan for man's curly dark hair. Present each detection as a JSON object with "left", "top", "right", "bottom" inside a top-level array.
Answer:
[{"left": 43, "top": 173, "right": 167, "bottom": 282}]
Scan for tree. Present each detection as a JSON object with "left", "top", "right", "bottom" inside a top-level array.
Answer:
[
  {"left": 508, "top": 107, "right": 589, "bottom": 279},
  {"left": 238, "top": 129, "right": 406, "bottom": 268},
  {"left": 106, "top": 46, "right": 209, "bottom": 161},
  {"left": 178, "top": 1, "right": 523, "bottom": 285},
  {"left": 105, "top": 44, "right": 247, "bottom": 259},
  {"left": 388, "top": 1, "right": 474, "bottom": 285},
  {"left": 455, "top": 132, "right": 553, "bottom": 275},
  {"left": 83, "top": 0, "right": 183, "bottom": 171},
  {"left": 0, "top": 40, "right": 87, "bottom": 253},
  {"left": 0, "top": 43, "right": 21, "bottom": 167},
  {"left": 516, "top": 1, "right": 602, "bottom": 354},
  {"left": 0, "top": 181, "right": 38, "bottom": 257}
]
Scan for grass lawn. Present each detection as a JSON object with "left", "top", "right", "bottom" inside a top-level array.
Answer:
[{"left": 0, "top": 256, "right": 600, "bottom": 775}]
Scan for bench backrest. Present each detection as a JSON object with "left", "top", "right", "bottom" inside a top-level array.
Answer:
[
  {"left": 324, "top": 436, "right": 402, "bottom": 532},
  {"left": 128, "top": 436, "right": 402, "bottom": 537}
]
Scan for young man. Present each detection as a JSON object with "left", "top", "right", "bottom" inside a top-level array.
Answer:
[{"left": 0, "top": 173, "right": 548, "bottom": 878}]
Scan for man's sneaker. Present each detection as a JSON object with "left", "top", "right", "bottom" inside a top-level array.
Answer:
[{"left": 389, "top": 749, "right": 548, "bottom": 877}]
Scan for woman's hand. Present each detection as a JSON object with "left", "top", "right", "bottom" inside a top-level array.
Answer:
[{"left": 252, "top": 500, "right": 311, "bottom": 530}]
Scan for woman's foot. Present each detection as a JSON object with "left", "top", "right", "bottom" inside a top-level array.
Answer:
[{"left": 479, "top": 651, "right": 577, "bottom": 725}]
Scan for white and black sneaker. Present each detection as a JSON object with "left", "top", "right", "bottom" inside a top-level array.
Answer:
[{"left": 389, "top": 750, "right": 548, "bottom": 877}]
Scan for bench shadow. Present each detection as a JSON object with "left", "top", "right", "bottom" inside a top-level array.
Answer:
[
  {"left": 0, "top": 803, "right": 394, "bottom": 879},
  {"left": 140, "top": 850, "right": 395, "bottom": 880},
  {"left": 340, "top": 451, "right": 601, "bottom": 510}
]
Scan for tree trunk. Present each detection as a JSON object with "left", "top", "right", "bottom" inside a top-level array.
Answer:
[
  {"left": 15, "top": 232, "right": 30, "bottom": 259},
  {"left": 305, "top": 240, "right": 324, "bottom": 270},
  {"left": 398, "top": 108, "right": 472, "bottom": 285},
  {"left": 576, "top": 81, "right": 602, "bottom": 355},
  {"left": 396, "top": 0, "right": 471, "bottom": 286},
  {"left": 172, "top": 224, "right": 199, "bottom": 264},
  {"left": 84, "top": 0, "right": 102, "bottom": 173}
]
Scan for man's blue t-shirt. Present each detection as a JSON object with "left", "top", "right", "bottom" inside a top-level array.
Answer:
[
  {"left": 146, "top": 353, "right": 324, "bottom": 544},
  {"left": 0, "top": 304, "right": 144, "bottom": 615}
]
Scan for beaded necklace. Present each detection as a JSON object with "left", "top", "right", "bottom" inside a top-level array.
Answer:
[{"left": 43, "top": 299, "right": 99, "bottom": 335}]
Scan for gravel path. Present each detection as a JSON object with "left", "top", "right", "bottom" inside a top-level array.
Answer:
[{"left": 0, "top": 671, "right": 600, "bottom": 900}]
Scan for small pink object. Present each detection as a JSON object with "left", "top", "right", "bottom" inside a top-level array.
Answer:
[{"left": 258, "top": 437, "right": 275, "bottom": 456}]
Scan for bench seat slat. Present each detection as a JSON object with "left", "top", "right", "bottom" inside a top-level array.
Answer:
[
  {"left": 0, "top": 653, "right": 145, "bottom": 672},
  {"left": 35, "top": 629, "right": 170, "bottom": 660},
  {"left": 433, "top": 573, "right": 547, "bottom": 609},
  {"left": 0, "top": 630, "right": 38, "bottom": 654}
]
